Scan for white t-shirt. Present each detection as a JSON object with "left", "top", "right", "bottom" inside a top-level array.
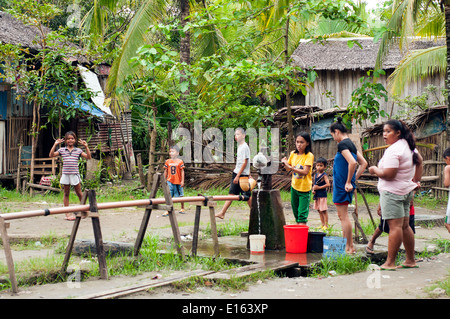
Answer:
[
  {"left": 234, "top": 142, "right": 250, "bottom": 175},
  {"left": 377, "top": 139, "right": 417, "bottom": 195}
]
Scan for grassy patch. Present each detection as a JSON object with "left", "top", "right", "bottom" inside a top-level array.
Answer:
[
  {"left": 308, "top": 254, "right": 371, "bottom": 277},
  {"left": 205, "top": 219, "right": 248, "bottom": 237},
  {"left": 0, "top": 234, "right": 238, "bottom": 292},
  {"left": 424, "top": 271, "right": 450, "bottom": 298},
  {"left": 169, "top": 269, "right": 276, "bottom": 293}
]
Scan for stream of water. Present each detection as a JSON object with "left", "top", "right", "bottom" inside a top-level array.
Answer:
[{"left": 256, "top": 183, "right": 261, "bottom": 234}]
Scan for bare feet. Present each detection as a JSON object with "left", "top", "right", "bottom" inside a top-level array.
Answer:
[
  {"left": 65, "top": 214, "right": 76, "bottom": 221},
  {"left": 215, "top": 212, "right": 225, "bottom": 219}
]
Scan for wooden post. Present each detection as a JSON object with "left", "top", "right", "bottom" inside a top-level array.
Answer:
[
  {"left": 16, "top": 144, "right": 22, "bottom": 192},
  {"left": 134, "top": 173, "right": 160, "bottom": 256},
  {"left": 189, "top": 197, "right": 219, "bottom": 257},
  {"left": 134, "top": 173, "right": 185, "bottom": 258},
  {"left": 160, "top": 174, "right": 185, "bottom": 258},
  {"left": 61, "top": 190, "right": 89, "bottom": 273},
  {"left": 89, "top": 190, "right": 108, "bottom": 280},
  {"left": 136, "top": 153, "right": 145, "bottom": 187},
  {"left": 356, "top": 183, "right": 376, "bottom": 228},
  {"left": 0, "top": 218, "right": 18, "bottom": 293},
  {"left": 208, "top": 202, "right": 220, "bottom": 257},
  {"left": 192, "top": 205, "right": 202, "bottom": 256},
  {"left": 352, "top": 189, "right": 368, "bottom": 244},
  {"left": 191, "top": 197, "right": 219, "bottom": 257}
]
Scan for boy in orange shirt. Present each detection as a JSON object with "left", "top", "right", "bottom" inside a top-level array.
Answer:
[{"left": 164, "top": 145, "right": 185, "bottom": 216}]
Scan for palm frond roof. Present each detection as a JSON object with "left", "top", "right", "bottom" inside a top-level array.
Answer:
[
  {"left": 0, "top": 11, "right": 87, "bottom": 63},
  {"left": 291, "top": 37, "right": 444, "bottom": 71},
  {"left": 0, "top": 11, "right": 47, "bottom": 51}
]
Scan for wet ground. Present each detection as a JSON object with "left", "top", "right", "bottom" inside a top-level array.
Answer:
[{"left": 0, "top": 198, "right": 448, "bottom": 300}]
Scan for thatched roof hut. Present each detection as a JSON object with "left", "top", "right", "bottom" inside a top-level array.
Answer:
[
  {"left": 0, "top": 11, "right": 46, "bottom": 51},
  {"left": 262, "top": 105, "right": 320, "bottom": 129},
  {"left": 361, "top": 105, "right": 447, "bottom": 139},
  {"left": 291, "top": 37, "right": 444, "bottom": 71},
  {"left": 0, "top": 11, "right": 87, "bottom": 63},
  {"left": 290, "top": 37, "right": 446, "bottom": 120}
]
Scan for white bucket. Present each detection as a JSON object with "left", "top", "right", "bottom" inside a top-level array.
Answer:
[{"left": 249, "top": 234, "right": 266, "bottom": 254}]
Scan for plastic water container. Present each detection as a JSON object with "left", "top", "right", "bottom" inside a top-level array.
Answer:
[
  {"left": 307, "top": 232, "right": 326, "bottom": 253},
  {"left": 323, "top": 236, "right": 347, "bottom": 257},
  {"left": 284, "top": 225, "right": 309, "bottom": 253},
  {"left": 249, "top": 234, "right": 266, "bottom": 254}
]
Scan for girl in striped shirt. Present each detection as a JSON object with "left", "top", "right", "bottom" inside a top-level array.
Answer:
[{"left": 49, "top": 131, "right": 91, "bottom": 220}]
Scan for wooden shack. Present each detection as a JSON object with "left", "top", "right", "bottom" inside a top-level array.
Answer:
[
  {"left": 0, "top": 11, "right": 132, "bottom": 188},
  {"left": 264, "top": 105, "right": 346, "bottom": 160},
  {"left": 290, "top": 37, "right": 445, "bottom": 126}
]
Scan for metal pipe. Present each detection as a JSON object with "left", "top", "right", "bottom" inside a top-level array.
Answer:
[{"left": 0, "top": 195, "right": 244, "bottom": 221}]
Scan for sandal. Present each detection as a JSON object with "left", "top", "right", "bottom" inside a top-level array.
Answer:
[{"left": 365, "top": 245, "right": 375, "bottom": 254}]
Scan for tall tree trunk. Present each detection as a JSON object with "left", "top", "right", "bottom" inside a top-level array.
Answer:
[
  {"left": 180, "top": 0, "right": 191, "bottom": 66},
  {"left": 284, "top": 13, "right": 294, "bottom": 153},
  {"left": 147, "top": 95, "right": 158, "bottom": 191},
  {"left": 180, "top": 0, "right": 190, "bottom": 100},
  {"left": 29, "top": 100, "right": 40, "bottom": 193},
  {"left": 178, "top": 0, "right": 192, "bottom": 153}
]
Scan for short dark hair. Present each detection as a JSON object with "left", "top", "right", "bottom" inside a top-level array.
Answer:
[
  {"left": 444, "top": 147, "right": 450, "bottom": 158},
  {"left": 170, "top": 145, "right": 180, "bottom": 153},
  {"left": 235, "top": 127, "right": 245, "bottom": 135},
  {"left": 65, "top": 131, "right": 77, "bottom": 140},
  {"left": 316, "top": 157, "right": 327, "bottom": 166}
]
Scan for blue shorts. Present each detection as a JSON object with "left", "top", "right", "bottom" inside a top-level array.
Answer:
[{"left": 167, "top": 181, "right": 184, "bottom": 197}]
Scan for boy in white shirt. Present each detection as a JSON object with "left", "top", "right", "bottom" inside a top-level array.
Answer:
[{"left": 215, "top": 128, "right": 252, "bottom": 219}]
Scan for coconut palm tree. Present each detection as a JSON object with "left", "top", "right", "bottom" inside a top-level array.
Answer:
[
  {"left": 80, "top": 0, "right": 171, "bottom": 115},
  {"left": 375, "top": 0, "right": 450, "bottom": 134},
  {"left": 375, "top": 0, "right": 445, "bottom": 95}
]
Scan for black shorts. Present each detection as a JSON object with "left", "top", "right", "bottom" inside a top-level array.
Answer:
[
  {"left": 229, "top": 172, "right": 251, "bottom": 196},
  {"left": 378, "top": 215, "right": 415, "bottom": 234}
]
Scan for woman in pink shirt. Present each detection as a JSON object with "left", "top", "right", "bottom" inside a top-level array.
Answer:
[{"left": 369, "top": 120, "right": 422, "bottom": 270}]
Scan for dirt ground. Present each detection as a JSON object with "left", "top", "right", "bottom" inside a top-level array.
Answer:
[{"left": 0, "top": 192, "right": 449, "bottom": 301}]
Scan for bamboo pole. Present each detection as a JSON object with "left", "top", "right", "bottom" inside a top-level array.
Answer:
[{"left": 0, "top": 195, "right": 245, "bottom": 221}]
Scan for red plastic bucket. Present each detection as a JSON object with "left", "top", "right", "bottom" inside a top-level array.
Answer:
[{"left": 284, "top": 225, "right": 309, "bottom": 253}]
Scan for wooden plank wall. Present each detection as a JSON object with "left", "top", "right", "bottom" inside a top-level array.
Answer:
[
  {"left": 78, "top": 112, "right": 132, "bottom": 153},
  {"left": 364, "top": 130, "right": 449, "bottom": 197},
  {"left": 304, "top": 69, "right": 446, "bottom": 127},
  {"left": 6, "top": 117, "right": 32, "bottom": 174}
]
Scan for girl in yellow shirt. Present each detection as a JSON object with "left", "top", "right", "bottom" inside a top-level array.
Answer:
[{"left": 282, "top": 132, "right": 314, "bottom": 224}]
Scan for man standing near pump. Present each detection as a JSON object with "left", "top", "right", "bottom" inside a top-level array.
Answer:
[{"left": 215, "top": 128, "right": 252, "bottom": 219}]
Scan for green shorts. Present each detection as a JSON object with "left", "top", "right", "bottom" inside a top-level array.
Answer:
[
  {"left": 380, "top": 190, "right": 414, "bottom": 220},
  {"left": 291, "top": 188, "right": 311, "bottom": 223}
]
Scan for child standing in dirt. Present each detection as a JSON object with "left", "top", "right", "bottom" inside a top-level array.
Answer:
[
  {"left": 443, "top": 148, "right": 450, "bottom": 233},
  {"left": 312, "top": 157, "right": 330, "bottom": 230},
  {"left": 164, "top": 145, "right": 185, "bottom": 216},
  {"left": 49, "top": 131, "right": 91, "bottom": 221},
  {"left": 281, "top": 132, "right": 314, "bottom": 225},
  {"left": 215, "top": 128, "right": 252, "bottom": 219},
  {"left": 366, "top": 198, "right": 417, "bottom": 254}
]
